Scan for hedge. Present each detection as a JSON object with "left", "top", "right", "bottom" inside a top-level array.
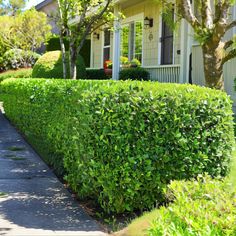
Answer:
[
  {"left": 0, "top": 68, "right": 32, "bottom": 82},
  {"left": 119, "top": 67, "right": 150, "bottom": 81},
  {"left": 148, "top": 176, "right": 236, "bottom": 235},
  {"left": 86, "top": 69, "right": 109, "bottom": 80},
  {"left": 46, "top": 36, "right": 91, "bottom": 67},
  {"left": 0, "top": 79, "right": 234, "bottom": 213},
  {"left": 32, "top": 51, "right": 86, "bottom": 79}
]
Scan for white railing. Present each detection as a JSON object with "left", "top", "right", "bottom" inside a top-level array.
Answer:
[{"left": 143, "top": 65, "right": 180, "bottom": 83}]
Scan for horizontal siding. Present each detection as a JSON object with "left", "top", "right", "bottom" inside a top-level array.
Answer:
[{"left": 192, "top": 45, "right": 236, "bottom": 105}]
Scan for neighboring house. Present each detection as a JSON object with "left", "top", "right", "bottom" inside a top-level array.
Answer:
[
  {"left": 89, "top": 0, "right": 236, "bottom": 104},
  {"left": 35, "top": 0, "right": 59, "bottom": 34}
]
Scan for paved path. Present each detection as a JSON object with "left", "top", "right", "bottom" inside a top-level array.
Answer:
[{"left": 0, "top": 109, "right": 106, "bottom": 236}]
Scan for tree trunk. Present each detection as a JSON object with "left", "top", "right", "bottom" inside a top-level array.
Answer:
[
  {"left": 202, "top": 44, "right": 224, "bottom": 90},
  {"left": 59, "top": 33, "right": 67, "bottom": 79},
  {"left": 70, "top": 40, "right": 77, "bottom": 80}
]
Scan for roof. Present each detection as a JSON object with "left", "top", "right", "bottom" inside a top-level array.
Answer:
[{"left": 35, "top": 0, "right": 54, "bottom": 10}]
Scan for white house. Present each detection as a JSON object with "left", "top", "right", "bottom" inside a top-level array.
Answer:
[{"left": 89, "top": 0, "right": 236, "bottom": 103}]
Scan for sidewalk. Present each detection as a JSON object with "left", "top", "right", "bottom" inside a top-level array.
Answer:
[{"left": 0, "top": 110, "right": 106, "bottom": 236}]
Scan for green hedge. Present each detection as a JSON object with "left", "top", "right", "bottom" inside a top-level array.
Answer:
[
  {"left": 0, "top": 68, "right": 32, "bottom": 82},
  {"left": 86, "top": 69, "right": 109, "bottom": 80},
  {"left": 0, "top": 79, "right": 234, "bottom": 213},
  {"left": 148, "top": 176, "right": 236, "bottom": 235},
  {"left": 119, "top": 67, "right": 150, "bottom": 81},
  {"left": 46, "top": 36, "right": 91, "bottom": 67},
  {"left": 32, "top": 51, "right": 86, "bottom": 79}
]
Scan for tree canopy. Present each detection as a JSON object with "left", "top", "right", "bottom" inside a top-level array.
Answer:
[
  {"left": 0, "top": 0, "right": 27, "bottom": 15},
  {"left": 0, "top": 8, "right": 51, "bottom": 55}
]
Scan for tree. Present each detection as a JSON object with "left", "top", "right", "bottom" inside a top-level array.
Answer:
[
  {"left": 0, "top": 0, "right": 27, "bottom": 15},
  {"left": 158, "top": 0, "right": 236, "bottom": 90},
  {"left": 57, "top": 0, "right": 114, "bottom": 79},
  {"left": 0, "top": 8, "right": 51, "bottom": 55}
]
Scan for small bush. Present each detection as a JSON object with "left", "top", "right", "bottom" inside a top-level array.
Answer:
[
  {"left": 148, "top": 176, "right": 236, "bottom": 236},
  {"left": 0, "top": 49, "right": 40, "bottom": 71},
  {"left": 119, "top": 67, "right": 150, "bottom": 81},
  {"left": 46, "top": 36, "right": 91, "bottom": 67},
  {"left": 86, "top": 69, "right": 109, "bottom": 80},
  {"left": 0, "top": 79, "right": 234, "bottom": 213},
  {"left": 32, "top": 50, "right": 86, "bottom": 79},
  {"left": 46, "top": 36, "right": 69, "bottom": 52},
  {"left": 0, "top": 68, "right": 32, "bottom": 82}
]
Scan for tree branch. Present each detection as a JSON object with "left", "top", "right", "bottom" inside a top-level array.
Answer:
[
  {"left": 226, "top": 20, "right": 236, "bottom": 32},
  {"left": 224, "top": 40, "right": 234, "bottom": 50},
  {"left": 222, "top": 49, "right": 236, "bottom": 65},
  {"left": 176, "top": 0, "right": 200, "bottom": 29}
]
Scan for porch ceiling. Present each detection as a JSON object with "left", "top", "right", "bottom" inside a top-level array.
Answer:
[{"left": 115, "top": 0, "right": 144, "bottom": 9}]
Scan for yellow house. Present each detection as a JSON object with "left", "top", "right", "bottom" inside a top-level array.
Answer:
[{"left": 90, "top": 0, "right": 236, "bottom": 105}]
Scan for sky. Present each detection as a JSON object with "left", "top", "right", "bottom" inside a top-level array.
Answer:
[{"left": 25, "top": 0, "right": 43, "bottom": 9}]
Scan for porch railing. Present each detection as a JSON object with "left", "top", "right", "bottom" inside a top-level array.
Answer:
[{"left": 143, "top": 65, "right": 180, "bottom": 83}]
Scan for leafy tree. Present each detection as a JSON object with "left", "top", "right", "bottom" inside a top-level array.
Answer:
[
  {"left": 158, "top": 0, "right": 236, "bottom": 90},
  {"left": 0, "top": 8, "right": 51, "bottom": 55},
  {"left": 57, "top": 0, "right": 114, "bottom": 79},
  {"left": 0, "top": 0, "right": 27, "bottom": 15}
]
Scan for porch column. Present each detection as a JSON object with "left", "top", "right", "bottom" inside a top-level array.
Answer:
[
  {"left": 112, "top": 5, "right": 121, "bottom": 80},
  {"left": 179, "top": 19, "right": 190, "bottom": 84}
]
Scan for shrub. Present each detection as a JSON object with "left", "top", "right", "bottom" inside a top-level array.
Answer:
[
  {"left": 86, "top": 69, "right": 109, "bottom": 80},
  {"left": 46, "top": 36, "right": 91, "bottom": 67},
  {"left": 0, "top": 68, "right": 32, "bottom": 82},
  {"left": 46, "top": 35, "right": 69, "bottom": 52},
  {"left": 148, "top": 176, "right": 236, "bottom": 236},
  {"left": 0, "top": 49, "right": 40, "bottom": 71},
  {"left": 32, "top": 50, "right": 86, "bottom": 79},
  {"left": 0, "top": 79, "right": 234, "bottom": 213},
  {"left": 119, "top": 67, "right": 150, "bottom": 81}
]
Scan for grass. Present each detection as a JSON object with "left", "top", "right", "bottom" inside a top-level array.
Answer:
[
  {"left": 3, "top": 154, "right": 26, "bottom": 161},
  {"left": 7, "top": 146, "right": 26, "bottom": 151},
  {"left": 0, "top": 192, "right": 7, "bottom": 197}
]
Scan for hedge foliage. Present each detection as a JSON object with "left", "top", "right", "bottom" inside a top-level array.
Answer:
[
  {"left": 119, "top": 67, "right": 150, "bottom": 81},
  {"left": 46, "top": 36, "right": 91, "bottom": 67},
  {"left": 32, "top": 50, "right": 86, "bottom": 79},
  {"left": 0, "top": 79, "right": 234, "bottom": 213},
  {"left": 86, "top": 69, "right": 109, "bottom": 80},
  {"left": 148, "top": 176, "right": 236, "bottom": 236},
  {"left": 0, "top": 68, "right": 32, "bottom": 82}
]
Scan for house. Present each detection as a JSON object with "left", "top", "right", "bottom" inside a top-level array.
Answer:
[
  {"left": 35, "top": 0, "right": 59, "bottom": 34},
  {"left": 89, "top": 0, "right": 236, "bottom": 105}
]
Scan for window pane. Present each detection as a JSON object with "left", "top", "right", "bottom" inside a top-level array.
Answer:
[
  {"left": 134, "top": 21, "right": 143, "bottom": 63},
  {"left": 104, "top": 47, "right": 110, "bottom": 62},
  {"left": 129, "top": 23, "right": 135, "bottom": 60},
  {"left": 161, "top": 9, "right": 174, "bottom": 65},
  {"left": 121, "top": 25, "right": 129, "bottom": 58},
  {"left": 104, "top": 29, "right": 110, "bottom": 46}
]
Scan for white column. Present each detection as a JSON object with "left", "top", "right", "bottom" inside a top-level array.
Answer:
[
  {"left": 179, "top": 19, "right": 190, "bottom": 84},
  {"left": 90, "top": 33, "right": 94, "bottom": 68},
  {"left": 112, "top": 5, "right": 121, "bottom": 80}
]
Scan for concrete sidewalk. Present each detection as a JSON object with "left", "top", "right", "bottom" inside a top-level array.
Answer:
[{"left": 0, "top": 110, "right": 106, "bottom": 236}]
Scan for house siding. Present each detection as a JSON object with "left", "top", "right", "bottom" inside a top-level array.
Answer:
[{"left": 90, "top": 0, "right": 181, "bottom": 69}]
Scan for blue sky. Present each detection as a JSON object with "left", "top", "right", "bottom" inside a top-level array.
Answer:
[{"left": 26, "top": 0, "right": 42, "bottom": 9}]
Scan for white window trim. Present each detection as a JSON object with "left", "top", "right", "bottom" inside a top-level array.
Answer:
[
  {"left": 121, "top": 13, "right": 144, "bottom": 66},
  {"left": 101, "top": 27, "right": 112, "bottom": 68}
]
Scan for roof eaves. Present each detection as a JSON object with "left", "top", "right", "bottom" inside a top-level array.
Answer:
[{"left": 35, "top": 0, "right": 54, "bottom": 10}]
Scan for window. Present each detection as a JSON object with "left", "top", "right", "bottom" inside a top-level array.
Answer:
[
  {"left": 160, "top": 9, "right": 174, "bottom": 65},
  {"left": 103, "top": 28, "right": 111, "bottom": 63},
  {"left": 121, "top": 21, "right": 143, "bottom": 63}
]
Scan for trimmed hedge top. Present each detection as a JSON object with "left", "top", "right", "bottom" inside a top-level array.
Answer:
[
  {"left": 32, "top": 50, "right": 86, "bottom": 79},
  {"left": 0, "top": 79, "right": 234, "bottom": 213}
]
